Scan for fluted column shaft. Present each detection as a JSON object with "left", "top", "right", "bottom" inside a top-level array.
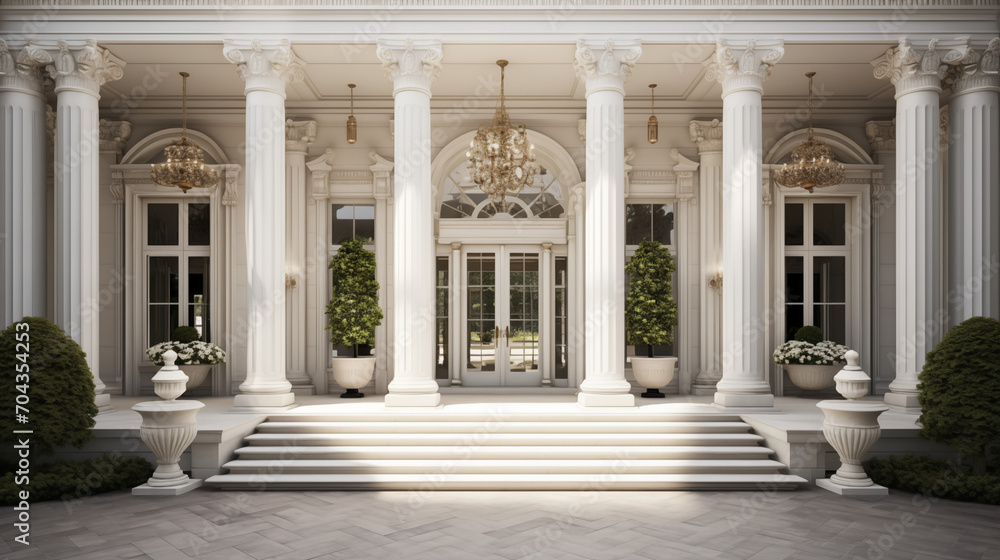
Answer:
[
  {"left": 947, "top": 39, "right": 1000, "bottom": 324},
  {"left": 574, "top": 39, "right": 641, "bottom": 407},
  {"left": 377, "top": 39, "right": 442, "bottom": 407},
  {"left": 708, "top": 39, "right": 783, "bottom": 409},
  {"left": 225, "top": 39, "right": 303, "bottom": 411},
  {"left": 690, "top": 120, "right": 724, "bottom": 395},
  {"left": 0, "top": 41, "right": 48, "bottom": 327},
  {"left": 285, "top": 120, "right": 316, "bottom": 394},
  {"left": 872, "top": 38, "right": 965, "bottom": 412}
]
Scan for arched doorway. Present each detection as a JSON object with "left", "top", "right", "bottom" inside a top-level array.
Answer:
[{"left": 431, "top": 130, "right": 582, "bottom": 389}]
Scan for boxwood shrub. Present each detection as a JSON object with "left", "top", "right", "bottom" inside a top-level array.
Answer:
[
  {"left": 864, "top": 455, "right": 1000, "bottom": 506},
  {"left": 0, "top": 454, "right": 154, "bottom": 505}
]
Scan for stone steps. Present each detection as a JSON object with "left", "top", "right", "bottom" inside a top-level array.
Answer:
[
  {"left": 254, "top": 421, "right": 753, "bottom": 434},
  {"left": 221, "top": 458, "right": 789, "bottom": 474},
  {"left": 229, "top": 445, "right": 777, "bottom": 460}
]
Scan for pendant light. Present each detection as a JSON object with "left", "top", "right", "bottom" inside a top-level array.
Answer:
[
  {"left": 150, "top": 72, "right": 220, "bottom": 192},
  {"left": 346, "top": 83, "right": 358, "bottom": 144},
  {"left": 647, "top": 84, "right": 658, "bottom": 144}
]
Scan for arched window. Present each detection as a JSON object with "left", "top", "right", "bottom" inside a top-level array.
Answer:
[{"left": 439, "top": 162, "right": 565, "bottom": 219}]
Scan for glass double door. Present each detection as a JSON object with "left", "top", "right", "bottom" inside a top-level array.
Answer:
[{"left": 463, "top": 246, "right": 541, "bottom": 386}]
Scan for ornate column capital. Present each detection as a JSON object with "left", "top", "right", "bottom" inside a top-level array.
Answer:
[
  {"left": 689, "top": 119, "right": 723, "bottom": 153},
  {"left": 99, "top": 119, "right": 132, "bottom": 154},
  {"left": 285, "top": 119, "right": 317, "bottom": 153},
  {"left": 0, "top": 39, "right": 51, "bottom": 96},
  {"left": 223, "top": 39, "right": 304, "bottom": 98},
  {"left": 871, "top": 38, "right": 969, "bottom": 97},
  {"left": 40, "top": 39, "right": 124, "bottom": 97},
  {"left": 573, "top": 39, "right": 642, "bottom": 96},
  {"left": 865, "top": 120, "right": 896, "bottom": 153},
  {"left": 945, "top": 37, "right": 1000, "bottom": 95},
  {"left": 375, "top": 39, "right": 442, "bottom": 96},
  {"left": 706, "top": 39, "right": 784, "bottom": 97}
]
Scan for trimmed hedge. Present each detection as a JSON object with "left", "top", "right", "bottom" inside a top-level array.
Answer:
[
  {"left": 864, "top": 455, "right": 1000, "bottom": 506},
  {"left": 0, "top": 454, "right": 155, "bottom": 505},
  {"left": 0, "top": 317, "right": 97, "bottom": 456},
  {"left": 171, "top": 326, "right": 201, "bottom": 343},
  {"left": 794, "top": 325, "right": 824, "bottom": 345}
]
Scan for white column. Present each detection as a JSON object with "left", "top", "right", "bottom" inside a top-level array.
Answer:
[
  {"left": 45, "top": 40, "right": 125, "bottom": 412},
  {"left": 706, "top": 39, "right": 783, "bottom": 409},
  {"left": 872, "top": 38, "right": 967, "bottom": 412},
  {"left": 689, "top": 119, "right": 724, "bottom": 395},
  {"left": 224, "top": 39, "right": 303, "bottom": 411},
  {"left": 370, "top": 153, "right": 395, "bottom": 394},
  {"left": 376, "top": 39, "right": 442, "bottom": 407},
  {"left": 1, "top": 41, "right": 48, "bottom": 327},
  {"left": 947, "top": 38, "right": 1000, "bottom": 324},
  {"left": 574, "top": 39, "right": 641, "bottom": 407},
  {"left": 284, "top": 119, "right": 316, "bottom": 395}
]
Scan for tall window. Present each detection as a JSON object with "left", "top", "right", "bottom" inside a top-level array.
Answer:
[
  {"left": 145, "top": 200, "right": 211, "bottom": 347},
  {"left": 436, "top": 257, "right": 449, "bottom": 380},
  {"left": 554, "top": 256, "right": 568, "bottom": 380},
  {"left": 783, "top": 199, "right": 850, "bottom": 344},
  {"left": 625, "top": 203, "right": 676, "bottom": 359}
]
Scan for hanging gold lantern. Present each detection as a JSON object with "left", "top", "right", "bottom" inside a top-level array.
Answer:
[
  {"left": 346, "top": 83, "right": 358, "bottom": 145},
  {"left": 773, "top": 72, "right": 846, "bottom": 193},
  {"left": 647, "top": 84, "right": 658, "bottom": 145},
  {"left": 151, "top": 72, "right": 220, "bottom": 193}
]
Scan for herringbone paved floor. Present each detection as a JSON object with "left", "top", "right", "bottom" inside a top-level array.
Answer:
[{"left": 1, "top": 486, "right": 997, "bottom": 560}]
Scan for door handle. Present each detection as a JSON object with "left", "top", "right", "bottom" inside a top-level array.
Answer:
[
  {"left": 505, "top": 326, "right": 510, "bottom": 341},
  {"left": 495, "top": 326, "right": 501, "bottom": 347}
]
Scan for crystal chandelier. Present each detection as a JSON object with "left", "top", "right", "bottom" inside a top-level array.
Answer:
[
  {"left": 466, "top": 60, "right": 537, "bottom": 214},
  {"left": 151, "top": 72, "right": 219, "bottom": 193},
  {"left": 773, "top": 72, "right": 845, "bottom": 193}
]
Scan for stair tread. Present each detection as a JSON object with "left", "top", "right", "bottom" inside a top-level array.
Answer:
[
  {"left": 268, "top": 413, "right": 745, "bottom": 423},
  {"left": 256, "top": 421, "right": 751, "bottom": 432},
  {"left": 223, "top": 458, "right": 787, "bottom": 468},
  {"left": 234, "top": 445, "right": 775, "bottom": 454},
  {"left": 246, "top": 432, "right": 763, "bottom": 441}
]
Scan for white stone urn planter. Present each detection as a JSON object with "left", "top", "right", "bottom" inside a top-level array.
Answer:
[
  {"left": 179, "top": 364, "right": 213, "bottom": 390},
  {"left": 329, "top": 356, "right": 376, "bottom": 398},
  {"left": 132, "top": 350, "right": 204, "bottom": 496},
  {"left": 816, "top": 350, "right": 889, "bottom": 495},
  {"left": 784, "top": 364, "right": 842, "bottom": 391},
  {"left": 628, "top": 356, "right": 677, "bottom": 398}
]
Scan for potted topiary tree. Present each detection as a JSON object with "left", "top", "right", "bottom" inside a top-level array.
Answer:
[
  {"left": 625, "top": 239, "right": 679, "bottom": 398},
  {"left": 326, "top": 237, "right": 383, "bottom": 398},
  {"left": 146, "top": 326, "right": 226, "bottom": 390},
  {"left": 772, "top": 325, "right": 850, "bottom": 391}
]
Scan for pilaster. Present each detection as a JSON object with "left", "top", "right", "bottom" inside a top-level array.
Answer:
[
  {"left": 865, "top": 120, "right": 898, "bottom": 392},
  {"left": 574, "top": 38, "right": 641, "bottom": 407},
  {"left": 224, "top": 39, "right": 303, "bottom": 411},
  {"left": 284, "top": 119, "right": 316, "bottom": 395},
  {"left": 705, "top": 39, "right": 784, "bottom": 410},
  {"left": 370, "top": 152, "right": 394, "bottom": 395},
  {"left": 689, "top": 119, "right": 724, "bottom": 396},
  {"left": 98, "top": 119, "right": 130, "bottom": 386},
  {"left": 377, "top": 38, "right": 442, "bottom": 407}
]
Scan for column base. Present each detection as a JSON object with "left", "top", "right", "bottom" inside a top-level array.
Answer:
[
  {"left": 132, "top": 479, "right": 203, "bottom": 496},
  {"left": 884, "top": 391, "right": 921, "bottom": 413},
  {"left": 816, "top": 478, "right": 887, "bottom": 496},
  {"left": 713, "top": 391, "right": 774, "bottom": 410},
  {"left": 231, "top": 392, "right": 297, "bottom": 413},
  {"left": 578, "top": 392, "right": 635, "bottom": 407},
  {"left": 385, "top": 392, "right": 441, "bottom": 407},
  {"left": 290, "top": 385, "right": 316, "bottom": 396},
  {"left": 690, "top": 383, "right": 719, "bottom": 396},
  {"left": 95, "top": 393, "right": 113, "bottom": 414}
]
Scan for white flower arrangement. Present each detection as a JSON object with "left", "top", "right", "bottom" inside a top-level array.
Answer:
[
  {"left": 772, "top": 339, "right": 850, "bottom": 366},
  {"left": 146, "top": 340, "right": 227, "bottom": 366}
]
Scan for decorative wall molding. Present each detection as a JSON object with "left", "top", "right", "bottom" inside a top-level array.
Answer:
[
  {"left": 689, "top": 119, "right": 723, "bottom": 153},
  {"left": 99, "top": 119, "right": 131, "bottom": 153},
  {"left": 6, "top": 0, "right": 994, "bottom": 6},
  {"left": 285, "top": 119, "right": 317, "bottom": 152},
  {"left": 864, "top": 120, "right": 895, "bottom": 153}
]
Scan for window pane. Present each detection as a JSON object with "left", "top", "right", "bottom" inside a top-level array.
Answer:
[
  {"left": 355, "top": 205, "right": 375, "bottom": 244},
  {"left": 813, "top": 256, "right": 846, "bottom": 303},
  {"left": 652, "top": 204, "right": 675, "bottom": 246},
  {"left": 148, "top": 203, "right": 179, "bottom": 246},
  {"left": 148, "top": 304, "right": 179, "bottom": 347},
  {"left": 332, "top": 204, "right": 354, "bottom": 244},
  {"left": 814, "top": 304, "right": 847, "bottom": 345},
  {"left": 554, "top": 257, "right": 568, "bottom": 380},
  {"left": 814, "top": 203, "right": 846, "bottom": 246},
  {"left": 785, "top": 256, "right": 804, "bottom": 303},
  {"left": 188, "top": 203, "right": 211, "bottom": 245},
  {"left": 785, "top": 304, "right": 804, "bottom": 342},
  {"left": 625, "top": 204, "right": 652, "bottom": 245},
  {"left": 149, "top": 257, "right": 179, "bottom": 303},
  {"left": 189, "top": 257, "right": 210, "bottom": 341},
  {"left": 784, "top": 203, "right": 804, "bottom": 246},
  {"left": 436, "top": 257, "right": 449, "bottom": 380}
]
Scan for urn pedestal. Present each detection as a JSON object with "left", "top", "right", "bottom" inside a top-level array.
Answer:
[
  {"left": 628, "top": 357, "right": 677, "bottom": 398},
  {"left": 329, "top": 357, "right": 376, "bottom": 398}
]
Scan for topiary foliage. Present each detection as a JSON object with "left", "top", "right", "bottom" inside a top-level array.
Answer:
[
  {"left": 625, "top": 239, "right": 678, "bottom": 358},
  {"left": 0, "top": 317, "right": 98, "bottom": 456},
  {"left": 326, "top": 238, "right": 383, "bottom": 355},
  {"left": 918, "top": 316, "right": 1000, "bottom": 473},
  {"left": 170, "top": 325, "right": 201, "bottom": 343},
  {"left": 794, "top": 325, "right": 824, "bottom": 344}
]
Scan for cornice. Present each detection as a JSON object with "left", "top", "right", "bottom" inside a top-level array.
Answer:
[{"left": 3, "top": 0, "right": 996, "bottom": 5}]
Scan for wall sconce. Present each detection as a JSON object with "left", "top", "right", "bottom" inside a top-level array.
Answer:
[
  {"left": 346, "top": 83, "right": 358, "bottom": 144},
  {"left": 647, "top": 84, "right": 658, "bottom": 144},
  {"left": 708, "top": 270, "right": 723, "bottom": 293},
  {"left": 285, "top": 273, "right": 298, "bottom": 290}
]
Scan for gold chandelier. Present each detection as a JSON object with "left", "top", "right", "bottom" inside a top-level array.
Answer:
[
  {"left": 773, "top": 72, "right": 845, "bottom": 193},
  {"left": 151, "top": 72, "right": 219, "bottom": 193},
  {"left": 466, "top": 60, "right": 537, "bottom": 214}
]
